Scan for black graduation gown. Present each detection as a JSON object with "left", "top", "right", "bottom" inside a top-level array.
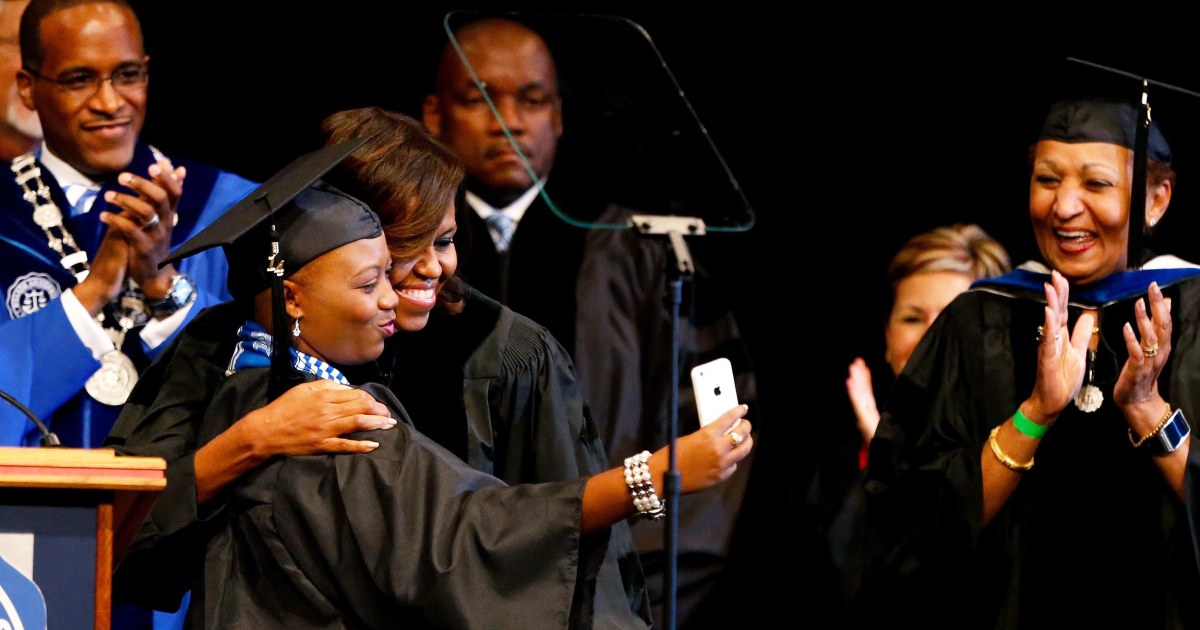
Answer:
[
  {"left": 458, "top": 185, "right": 594, "bottom": 356},
  {"left": 573, "top": 204, "right": 758, "bottom": 623},
  {"left": 861, "top": 277, "right": 1200, "bottom": 628},
  {"left": 107, "top": 301, "right": 248, "bottom": 611},
  {"left": 386, "top": 289, "right": 650, "bottom": 627},
  {"left": 107, "top": 295, "right": 650, "bottom": 628},
  {"left": 191, "top": 374, "right": 596, "bottom": 630}
]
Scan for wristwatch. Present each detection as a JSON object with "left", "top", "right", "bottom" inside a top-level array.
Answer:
[
  {"left": 148, "top": 273, "right": 197, "bottom": 317},
  {"left": 1146, "top": 408, "right": 1191, "bottom": 456}
]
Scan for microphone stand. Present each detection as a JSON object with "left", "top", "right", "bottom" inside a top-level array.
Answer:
[
  {"left": 0, "top": 387, "right": 61, "bottom": 446},
  {"left": 629, "top": 213, "right": 703, "bottom": 630}
]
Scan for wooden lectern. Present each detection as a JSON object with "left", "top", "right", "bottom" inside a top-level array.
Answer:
[{"left": 0, "top": 447, "right": 165, "bottom": 630}]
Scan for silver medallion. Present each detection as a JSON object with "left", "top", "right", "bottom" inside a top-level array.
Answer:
[
  {"left": 32, "top": 202, "right": 62, "bottom": 229},
  {"left": 85, "top": 350, "right": 138, "bottom": 406},
  {"left": 1074, "top": 384, "right": 1103, "bottom": 413}
]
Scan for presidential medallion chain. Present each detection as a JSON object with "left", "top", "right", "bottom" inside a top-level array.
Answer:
[
  {"left": 11, "top": 153, "right": 90, "bottom": 282},
  {"left": 12, "top": 152, "right": 145, "bottom": 405}
]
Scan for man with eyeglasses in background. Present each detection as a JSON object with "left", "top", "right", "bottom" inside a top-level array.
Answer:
[{"left": 0, "top": 0, "right": 255, "bottom": 449}]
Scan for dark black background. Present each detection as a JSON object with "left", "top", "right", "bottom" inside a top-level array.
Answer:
[
  {"left": 127, "top": 4, "right": 1200, "bottom": 375},
  {"left": 127, "top": 4, "right": 1200, "bottom": 622}
]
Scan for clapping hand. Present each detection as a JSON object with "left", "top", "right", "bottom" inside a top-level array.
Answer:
[
  {"left": 1027, "top": 271, "right": 1094, "bottom": 421},
  {"left": 99, "top": 156, "right": 186, "bottom": 302},
  {"left": 846, "top": 357, "right": 880, "bottom": 443},
  {"left": 1114, "top": 282, "right": 1173, "bottom": 432}
]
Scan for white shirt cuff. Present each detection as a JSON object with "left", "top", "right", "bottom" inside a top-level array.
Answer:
[
  {"left": 139, "top": 299, "right": 195, "bottom": 350},
  {"left": 61, "top": 289, "right": 115, "bottom": 360}
]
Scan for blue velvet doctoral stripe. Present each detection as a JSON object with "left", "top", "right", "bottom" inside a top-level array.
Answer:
[{"left": 972, "top": 267, "right": 1200, "bottom": 307}]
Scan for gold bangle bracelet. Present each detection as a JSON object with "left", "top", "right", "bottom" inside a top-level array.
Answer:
[
  {"left": 1128, "top": 404, "right": 1174, "bottom": 448},
  {"left": 988, "top": 426, "right": 1034, "bottom": 472}
]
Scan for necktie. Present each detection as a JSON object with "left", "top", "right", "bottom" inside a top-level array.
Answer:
[
  {"left": 63, "top": 183, "right": 100, "bottom": 216},
  {"left": 486, "top": 212, "right": 515, "bottom": 253}
]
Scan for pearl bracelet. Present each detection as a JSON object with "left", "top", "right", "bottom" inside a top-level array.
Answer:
[{"left": 623, "top": 450, "right": 666, "bottom": 520}]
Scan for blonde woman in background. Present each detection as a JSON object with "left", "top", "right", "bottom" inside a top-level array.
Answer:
[
  {"left": 826, "top": 224, "right": 1009, "bottom": 625},
  {"left": 847, "top": 224, "right": 1011, "bottom": 451}
]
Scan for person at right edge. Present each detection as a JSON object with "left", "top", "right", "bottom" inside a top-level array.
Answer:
[
  {"left": 422, "top": 18, "right": 758, "bottom": 624},
  {"left": 861, "top": 97, "right": 1200, "bottom": 627}
]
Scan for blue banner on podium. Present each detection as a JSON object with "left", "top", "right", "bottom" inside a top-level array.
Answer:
[{"left": 0, "top": 550, "right": 47, "bottom": 630}]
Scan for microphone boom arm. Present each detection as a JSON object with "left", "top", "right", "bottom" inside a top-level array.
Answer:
[{"left": 0, "top": 387, "right": 61, "bottom": 447}]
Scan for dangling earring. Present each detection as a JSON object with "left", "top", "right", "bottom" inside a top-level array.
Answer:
[{"left": 292, "top": 317, "right": 301, "bottom": 337}]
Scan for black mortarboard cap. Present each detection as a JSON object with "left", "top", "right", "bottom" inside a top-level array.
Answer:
[
  {"left": 1035, "top": 78, "right": 1169, "bottom": 268},
  {"left": 162, "top": 137, "right": 380, "bottom": 289},
  {"left": 1038, "top": 98, "right": 1172, "bottom": 166},
  {"left": 163, "top": 137, "right": 382, "bottom": 398}
]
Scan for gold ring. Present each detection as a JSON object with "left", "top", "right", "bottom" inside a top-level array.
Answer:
[
  {"left": 142, "top": 214, "right": 161, "bottom": 230},
  {"left": 729, "top": 431, "right": 744, "bottom": 447},
  {"left": 1143, "top": 344, "right": 1160, "bottom": 358}
]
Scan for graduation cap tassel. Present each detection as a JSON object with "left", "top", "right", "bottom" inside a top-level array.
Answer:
[
  {"left": 267, "top": 226, "right": 303, "bottom": 400},
  {"left": 1130, "top": 80, "right": 1150, "bottom": 268},
  {"left": 153, "top": 136, "right": 376, "bottom": 401},
  {"left": 1064, "top": 59, "right": 1198, "bottom": 269}
]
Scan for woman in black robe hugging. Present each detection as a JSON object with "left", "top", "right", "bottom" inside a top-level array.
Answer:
[{"left": 159, "top": 141, "right": 753, "bottom": 629}]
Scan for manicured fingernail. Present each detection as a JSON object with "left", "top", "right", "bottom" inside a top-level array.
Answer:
[
  {"left": 148, "top": 164, "right": 160, "bottom": 177},
  {"left": 103, "top": 191, "right": 116, "bottom": 202},
  {"left": 118, "top": 173, "right": 131, "bottom": 185},
  {"left": 363, "top": 441, "right": 380, "bottom": 449}
]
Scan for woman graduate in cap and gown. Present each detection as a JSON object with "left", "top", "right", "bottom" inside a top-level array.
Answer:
[
  {"left": 860, "top": 97, "right": 1200, "bottom": 628},
  {"left": 150, "top": 141, "right": 753, "bottom": 629},
  {"left": 108, "top": 114, "right": 680, "bottom": 627}
]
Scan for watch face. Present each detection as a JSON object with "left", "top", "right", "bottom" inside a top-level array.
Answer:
[
  {"left": 175, "top": 275, "right": 196, "bottom": 302},
  {"left": 1156, "top": 410, "right": 1191, "bottom": 453},
  {"left": 152, "top": 273, "right": 196, "bottom": 315}
]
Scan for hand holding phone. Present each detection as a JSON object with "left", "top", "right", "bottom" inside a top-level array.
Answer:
[{"left": 691, "top": 358, "right": 739, "bottom": 429}]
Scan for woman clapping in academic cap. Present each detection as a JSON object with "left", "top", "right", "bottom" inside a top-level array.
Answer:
[{"left": 861, "top": 98, "right": 1200, "bottom": 627}]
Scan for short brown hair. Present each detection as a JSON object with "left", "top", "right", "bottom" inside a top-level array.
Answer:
[{"left": 321, "top": 107, "right": 467, "bottom": 313}]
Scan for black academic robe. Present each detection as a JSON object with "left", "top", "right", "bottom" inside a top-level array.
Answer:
[
  {"left": 465, "top": 188, "right": 759, "bottom": 626},
  {"left": 459, "top": 187, "right": 593, "bottom": 356},
  {"left": 573, "top": 205, "right": 758, "bottom": 624},
  {"left": 386, "top": 289, "right": 650, "bottom": 627},
  {"left": 106, "top": 301, "right": 249, "bottom": 610},
  {"left": 191, "top": 374, "right": 597, "bottom": 630},
  {"left": 107, "top": 294, "right": 650, "bottom": 628},
  {"left": 861, "top": 277, "right": 1200, "bottom": 628}
]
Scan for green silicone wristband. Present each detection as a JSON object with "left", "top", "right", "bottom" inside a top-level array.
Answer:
[{"left": 1013, "top": 408, "right": 1050, "bottom": 439}]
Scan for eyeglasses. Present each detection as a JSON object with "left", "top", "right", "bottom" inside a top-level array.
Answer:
[{"left": 25, "top": 64, "right": 148, "bottom": 95}]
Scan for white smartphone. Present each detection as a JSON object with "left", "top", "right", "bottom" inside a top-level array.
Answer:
[{"left": 691, "top": 357, "right": 739, "bottom": 428}]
